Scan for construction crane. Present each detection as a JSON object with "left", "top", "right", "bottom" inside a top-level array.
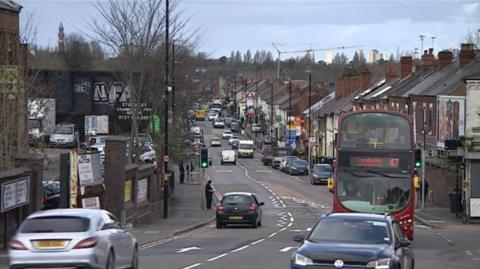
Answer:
[{"left": 272, "top": 43, "right": 364, "bottom": 78}]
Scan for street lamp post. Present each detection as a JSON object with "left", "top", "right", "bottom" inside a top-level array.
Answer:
[
  {"left": 270, "top": 82, "right": 274, "bottom": 140},
  {"left": 163, "top": 0, "right": 170, "bottom": 219},
  {"left": 308, "top": 72, "right": 312, "bottom": 176},
  {"left": 421, "top": 105, "right": 427, "bottom": 211}
]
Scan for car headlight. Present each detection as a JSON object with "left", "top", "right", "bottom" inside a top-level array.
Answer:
[
  {"left": 293, "top": 253, "right": 313, "bottom": 266},
  {"left": 366, "top": 258, "right": 391, "bottom": 269}
]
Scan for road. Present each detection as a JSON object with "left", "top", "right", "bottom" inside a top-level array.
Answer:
[{"left": 139, "top": 121, "right": 480, "bottom": 269}]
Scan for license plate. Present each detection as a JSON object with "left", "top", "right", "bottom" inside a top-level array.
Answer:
[
  {"left": 34, "top": 240, "right": 68, "bottom": 249},
  {"left": 229, "top": 216, "right": 243, "bottom": 220}
]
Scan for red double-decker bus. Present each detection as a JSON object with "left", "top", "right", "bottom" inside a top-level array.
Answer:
[{"left": 332, "top": 110, "right": 416, "bottom": 240}]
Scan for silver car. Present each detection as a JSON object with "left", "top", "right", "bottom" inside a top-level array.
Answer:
[{"left": 9, "top": 209, "right": 138, "bottom": 269}]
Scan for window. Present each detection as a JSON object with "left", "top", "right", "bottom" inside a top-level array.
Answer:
[
  {"left": 222, "top": 195, "right": 254, "bottom": 205},
  {"left": 309, "top": 218, "right": 390, "bottom": 244},
  {"left": 19, "top": 217, "right": 90, "bottom": 233}
]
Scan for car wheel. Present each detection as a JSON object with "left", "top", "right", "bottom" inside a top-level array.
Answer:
[
  {"left": 258, "top": 218, "right": 262, "bottom": 227},
  {"left": 106, "top": 250, "right": 115, "bottom": 269},
  {"left": 129, "top": 246, "right": 138, "bottom": 269},
  {"left": 233, "top": 161, "right": 236, "bottom": 165}
]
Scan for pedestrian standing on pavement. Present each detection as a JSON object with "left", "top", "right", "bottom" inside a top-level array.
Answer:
[
  {"left": 423, "top": 178, "right": 430, "bottom": 204},
  {"left": 186, "top": 163, "right": 190, "bottom": 182},
  {"left": 179, "top": 161, "right": 185, "bottom": 184},
  {"left": 205, "top": 180, "right": 214, "bottom": 209}
]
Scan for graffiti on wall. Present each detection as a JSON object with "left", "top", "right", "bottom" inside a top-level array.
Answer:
[
  {"left": 93, "top": 81, "right": 130, "bottom": 104},
  {"left": 73, "top": 81, "right": 92, "bottom": 95}
]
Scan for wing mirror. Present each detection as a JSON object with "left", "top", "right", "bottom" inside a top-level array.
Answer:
[
  {"left": 259, "top": 202, "right": 265, "bottom": 206},
  {"left": 293, "top": 234, "right": 305, "bottom": 243},
  {"left": 396, "top": 238, "right": 411, "bottom": 249}
]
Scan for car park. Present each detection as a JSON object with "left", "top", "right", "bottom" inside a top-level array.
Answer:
[
  {"left": 222, "top": 130, "right": 233, "bottom": 139},
  {"left": 221, "top": 149, "right": 236, "bottom": 164},
  {"left": 216, "top": 192, "right": 264, "bottom": 228},
  {"left": 210, "top": 138, "right": 222, "bottom": 147},
  {"left": 280, "top": 156, "right": 299, "bottom": 172},
  {"left": 213, "top": 118, "right": 225, "bottom": 128},
  {"left": 287, "top": 159, "right": 308, "bottom": 175},
  {"left": 291, "top": 213, "right": 414, "bottom": 269},
  {"left": 9, "top": 209, "right": 138, "bottom": 269},
  {"left": 310, "top": 164, "right": 333, "bottom": 185}
]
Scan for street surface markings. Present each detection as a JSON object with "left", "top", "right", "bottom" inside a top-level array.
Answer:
[
  {"left": 279, "top": 246, "right": 298, "bottom": 252},
  {"left": 464, "top": 250, "right": 473, "bottom": 256},
  {"left": 269, "top": 232, "right": 278, "bottom": 238},
  {"left": 182, "top": 263, "right": 202, "bottom": 269},
  {"left": 251, "top": 239, "right": 265, "bottom": 245},
  {"left": 215, "top": 169, "right": 232, "bottom": 173},
  {"left": 231, "top": 245, "right": 249, "bottom": 253},
  {"left": 177, "top": 246, "right": 201, "bottom": 253},
  {"left": 256, "top": 170, "right": 271, "bottom": 173},
  {"left": 207, "top": 253, "right": 228, "bottom": 262}
]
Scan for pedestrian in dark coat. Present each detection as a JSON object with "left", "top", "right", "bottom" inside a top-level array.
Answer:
[
  {"left": 205, "top": 180, "right": 214, "bottom": 209},
  {"left": 179, "top": 161, "right": 185, "bottom": 184}
]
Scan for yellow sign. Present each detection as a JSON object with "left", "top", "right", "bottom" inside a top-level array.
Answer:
[
  {"left": 0, "top": 65, "right": 18, "bottom": 94},
  {"left": 69, "top": 151, "right": 78, "bottom": 208},
  {"left": 327, "top": 177, "right": 334, "bottom": 193},
  {"left": 124, "top": 180, "right": 132, "bottom": 203}
]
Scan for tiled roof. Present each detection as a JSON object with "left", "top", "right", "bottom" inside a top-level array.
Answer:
[
  {"left": 0, "top": 0, "right": 22, "bottom": 12},
  {"left": 422, "top": 61, "right": 480, "bottom": 96},
  {"left": 306, "top": 91, "right": 335, "bottom": 115}
]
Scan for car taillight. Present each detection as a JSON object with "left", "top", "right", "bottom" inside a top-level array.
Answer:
[
  {"left": 73, "top": 236, "right": 99, "bottom": 249},
  {"left": 9, "top": 240, "right": 27, "bottom": 250},
  {"left": 249, "top": 203, "right": 257, "bottom": 212},
  {"left": 217, "top": 205, "right": 225, "bottom": 213}
]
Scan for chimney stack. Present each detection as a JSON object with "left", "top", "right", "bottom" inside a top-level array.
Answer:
[
  {"left": 360, "top": 69, "right": 371, "bottom": 90},
  {"left": 422, "top": 49, "right": 435, "bottom": 70},
  {"left": 459, "top": 43, "right": 475, "bottom": 68},
  {"left": 385, "top": 65, "right": 397, "bottom": 82},
  {"left": 400, "top": 56, "right": 413, "bottom": 79},
  {"left": 437, "top": 50, "right": 453, "bottom": 70}
]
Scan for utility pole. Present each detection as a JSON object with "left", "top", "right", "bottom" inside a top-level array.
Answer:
[
  {"left": 288, "top": 80, "right": 292, "bottom": 124},
  {"left": 421, "top": 106, "right": 427, "bottom": 210},
  {"left": 420, "top": 34, "right": 425, "bottom": 56},
  {"left": 431, "top": 36, "right": 436, "bottom": 52},
  {"left": 163, "top": 0, "right": 170, "bottom": 219},
  {"left": 255, "top": 79, "right": 259, "bottom": 123},
  {"left": 171, "top": 42, "right": 176, "bottom": 122},
  {"left": 308, "top": 72, "right": 312, "bottom": 176},
  {"left": 233, "top": 76, "right": 237, "bottom": 117},
  {"left": 270, "top": 82, "right": 274, "bottom": 139}
]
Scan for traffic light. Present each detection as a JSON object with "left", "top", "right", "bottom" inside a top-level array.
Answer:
[
  {"left": 200, "top": 148, "right": 209, "bottom": 168},
  {"left": 414, "top": 148, "right": 422, "bottom": 168}
]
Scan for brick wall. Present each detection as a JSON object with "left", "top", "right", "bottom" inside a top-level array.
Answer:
[{"left": 425, "top": 163, "right": 458, "bottom": 207}]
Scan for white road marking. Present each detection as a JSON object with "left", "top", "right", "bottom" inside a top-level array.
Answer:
[
  {"left": 287, "top": 212, "right": 292, "bottom": 217},
  {"left": 268, "top": 232, "right": 278, "bottom": 238},
  {"left": 256, "top": 170, "right": 271, "bottom": 173},
  {"left": 280, "top": 227, "right": 287, "bottom": 232},
  {"left": 276, "top": 223, "right": 284, "bottom": 227},
  {"left": 177, "top": 246, "right": 201, "bottom": 253},
  {"left": 215, "top": 170, "right": 232, "bottom": 173},
  {"left": 207, "top": 253, "right": 228, "bottom": 262},
  {"left": 290, "top": 229, "right": 309, "bottom": 232},
  {"left": 290, "top": 217, "right": 295, "bottom": 222},
  {"left": 231, "top": 245, "right": 249, "bottom": 253},
  {"left": 288, "top": 222, "right": 293, "bottom": 227},
  {"left": 251, "top": 239, "right": 265, "bottom": 245},
  {"left": 465, "top": 250, "right": 473, "bottom": 256},
  {"left": 279, "top": 246, "right": 298, "bottom": 252},
  {"left": 182, "top": 263, "right": 202, "bottom": 269}
]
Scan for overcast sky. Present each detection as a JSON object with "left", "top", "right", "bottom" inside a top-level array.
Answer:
[{"left": 17, "top": 0, "right": 480, "bottom": 60}]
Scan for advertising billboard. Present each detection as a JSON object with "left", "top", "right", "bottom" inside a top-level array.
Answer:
[{"left": 437, "top": 96, "right": 465, "bottom": 148}]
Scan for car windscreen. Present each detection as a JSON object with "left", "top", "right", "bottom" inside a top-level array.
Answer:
[
  {"left": 19, "top": 216, "right": 90, "bottom": 233},
  {"left": 239, "top": 143, "right": 253, "bottom": 150},
  {"left": 293, "top": 160, "right": 307, "bottom": 167},
  {"left": 54, "top": 126, "right": 73, "bottom": 134},
  {"left": 221, "top": 195, "right": 254, "bottom": 205},
  {"left": 308, "top": 218, "right": 390, "bottom": 244},
  {"left": 314, "top": 165, "right": 332, "bottom": 173}
]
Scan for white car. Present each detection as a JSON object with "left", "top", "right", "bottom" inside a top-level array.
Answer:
[
  {"left": 49, "top": 123, "right": 77, "bottom": 148},
  {"left": 9, "top": 209, "right": 138, "bottom": 269},
  {"left": 252, "top": 123, "right": 262, "bottom": 133},
  {"left": 221, "top": 150, "right": 236, "bottom": 165},
  {"left": 213, "top": 118, "right": 225, "bottom": 128},
  {"left": 229, "top": 136, "right": 239, "bottom": 145},
  {"left": 222, "top": 130, "right": 233, "bottom": 139},
  {"left": 210, "top": 138, "right": 222, "bottom": 147},
  {"left": 208, "top": 111, "right": 219, "bottom": 121}
]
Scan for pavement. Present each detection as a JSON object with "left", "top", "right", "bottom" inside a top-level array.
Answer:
[{"left": 414, "top": 203, "right": 477, "bottom": 229}]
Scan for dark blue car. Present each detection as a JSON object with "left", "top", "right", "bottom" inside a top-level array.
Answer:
[
  {"left": 291, "top": 213, "right": 414, "bottom": 269},
  {"left": 310, "top": 164, "right": 333, "bottom": 185}
]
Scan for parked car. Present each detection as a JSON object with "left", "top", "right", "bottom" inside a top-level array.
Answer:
[
  {"left": 222, "top": 130, "right": 233, "bottom": 139},
  {"left": 221, "top": 150, "right": 236, "bottom": 165},
  {"left": 252, "top": 123, "right": 262, "bottom": 133},
  {"left": 41, "top": 180, "right": 60, "bottom": 210},
  {"left": 310, "top": 164, "right": 333, "bottom": 185},
  {"left": 280, "top": 156, "right": 299, "bottom": 172},
  {"left": 216, "top": 192, "right": 264, "bottom": 228},
  {"left": 287, "top": 159, "right": 308, "bottom": 175},
  {"left": 224, "top": 117, "right": 233, "bottom": 128},
  {"left": 291, "top": 213, "right": 414, "bottom": 269},
  {"left": 213, "top": 118, "right": 225, "bottom": 128},
  {"left": 49, "top": 123, "right": 77, "bottom": 148},
  {"left": 210, "top": 138, "right": 222, "bottom": 147},
  {"left": 261, "top": 147, "right": 273, "bottom": 166},
  {"left": 9, "top": 209, "right": 138, "bottom": 269},
  {"left": 231, "top": 140, "right": 239, "bottom": 150}
]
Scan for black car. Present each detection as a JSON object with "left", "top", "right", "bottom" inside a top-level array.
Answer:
[
  {"left": 42, "top": 180, "right": 60, "bottom": 210},
  {"left": 288, "top": 160, "right": 308, "bottom": 175},
  {"left": 310, "top": 164, "right": 333, "bottom": 185},
  {"left": 231, "top": 140, "right": 239, "bottom": 149},
  {"left": 291, "top": 213, "right": 414, "bottom": 269},
  {"left": 216, "top": 192, "right": 264, "bottom": 228},
  {"left": 231, "top": 122, "right": 241, "bottom": 133}
]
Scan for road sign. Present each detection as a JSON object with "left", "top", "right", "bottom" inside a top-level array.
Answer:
[{"left": 163, "top": 155, "right": 170, "bottom": 162}]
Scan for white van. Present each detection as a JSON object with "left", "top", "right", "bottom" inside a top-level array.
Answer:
[
  {"left": 238, "top": 140, "right": 254, "bottom": 158},
  {"left": 221, "top": 150, "right": 236, "bottom": 165}
]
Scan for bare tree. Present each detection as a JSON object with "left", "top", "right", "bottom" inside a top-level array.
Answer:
[{"left": 89, "top": 0, "right": 198, "bottom": 162}]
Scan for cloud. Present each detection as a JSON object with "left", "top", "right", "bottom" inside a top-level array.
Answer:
[{"left": 462, "top": 3, "right": 479, "bottom": 13}]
